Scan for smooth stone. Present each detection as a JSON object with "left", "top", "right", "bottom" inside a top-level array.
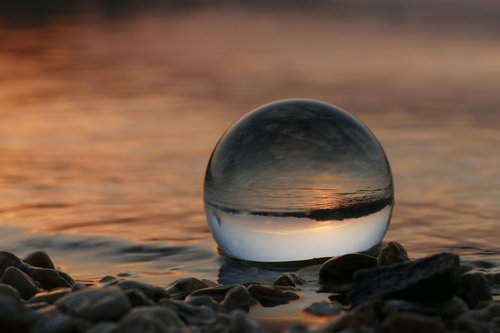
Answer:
[
  {"left": 123, "top": 289, "right": 155, "bottom": 307},
  {"left": 112, "top": 306, "right": 184, "bottom": 333},
  {"left": 159, "top": 298, "right": 216, "bottom": 325},
  {"left": 56, "top": 286, "right": 131, "bottom": 321},
  {"left": 273, "top": 273, "right": 305, "bottom": 287},
  {"left": 319, "top": 253, "right": 377, "bottom": 284},
  {"left": 30, "top": 313, "right": 90, "bottom": 333},
  {"left": 327, "top": 294, "right": 349, "bottom": 306},
  {"left": 381, "top": 313, "right": 446, "bottom": 333},
  {"left": 117, "top": 280, "right": 169, "bottom": 302},
  {"left": 228, "top": 310, "right": 261, "bottom": 333},
  {"left": 29, "top": 288, "right": 72, "bottom": 304},
  {"left": 484, "top": 267, "right": 500, "bottom": 284},
  {"left": 1, "top": 266, "right": 40, "bottom": 300},
  {"left": 99, "top": 276, "right": 119, "bottom": 284},
  {"left": 24, "top": 266, "right": 73, "bottom": 290},
  {"left": 186, "top": 295, "right": 222, "bottom": 312},
  {"left": 282, "top": 323, "right": 310, "bottom": 333},
  {"left": 0, "top": 295, "right": 38, "bottom": 332},
  {"left": 304, "top": 301, "right": 342, "bottom": 316},
  {"left": 426, "top": 296, "right": 467, "bottom": 319},
  {"left": 0, "top": 282, "right": 21, "bottom": 299},
  {"left": 87, "top": 321, "right": 116, "bottom": 333},
  {"left": 200, "top": 279, "right": 221, "bottom": 287},
  {"left": 165, "top": 277, "right": 209, "bottom": 300},
  {"left": 188, "top": 286, "right": 233, "bottom": 302},
  {"left": 349, "top": 253, "right": 460, "bottom": 306},
  {"left": 23, "top": 251, "right": 55, "bottom": 270},
  {"left": 0, "top": 251, "right": 25, "bottom": 277},
  {"left": 460, "top": 263, "right": 477, "bottom": 274},
  {"left": 377, "top": 242, "right": 410, "bottom": 266},
  {"left": 316, "top": 283, "right": 352, "bottom": 294},
  {"left": 459, "top": 272, "right": 492, "bottom": 309},
  {"left": 247, "top": 285, "right": 299, "bottom": 307},
  {"left": 320, "top": 312, "right": 370, "bottom": 332},
  {"left": 222, "top": 285, "right": 255, "bottom": 311}
]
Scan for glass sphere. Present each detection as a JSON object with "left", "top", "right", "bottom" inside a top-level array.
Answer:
[{"left": 204, "top": 99, "right": 394, "bottom": 262}]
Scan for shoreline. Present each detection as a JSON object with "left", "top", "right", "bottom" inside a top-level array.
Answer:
[{"left": 1, "top": 243, "right": 499, "bottom": 332}]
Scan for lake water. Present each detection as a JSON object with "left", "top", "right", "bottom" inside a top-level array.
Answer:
[{"left": 0, "top": 5, "right": 499, "bottom": 330}]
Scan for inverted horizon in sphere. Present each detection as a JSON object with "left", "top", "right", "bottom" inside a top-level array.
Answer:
[{"left": 204, "top": 99, "right": 394, "bottom": 262}]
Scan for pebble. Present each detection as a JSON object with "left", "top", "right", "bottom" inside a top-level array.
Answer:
[
  {"left": 247, "top": 284, "right": 299, "bottom": 307},
  {"left": 117, "top": 280, "right": 169, "bottom": 302},
  {"left": 0, "top": 282, "right": 21, "bottom": 299},
  {"left": 124, "top": 289, "right": 155, "bottom": 307},
  {"left": 459, "top": 272, "right": 492, "bottom": 309},
  {"left": 319, "top": 253, "right": 377, "bottom": 284},
  {"left": 349, "top": 253, "right": 460, "bottom": 305},
  {"left": 0, "top": 295, "right": 39, "bottom": 332},
  {"left": 228, "top": 310, "right": 262, "bottom": 333},
  {"left": 381, "top": 313, "right": 446, "bottom": 333},
  {"left": 112, "top": 306, "right": 184, "bottom": 333},
  {"left": 188, "top": 285, "right": 233, "bottom": 302},
  {"left": 23, "top": 251, "right": 56, "bottom": 269},
  {"left": 273, "top": 273, "right": 306, "bottom": 287},
  {"left": 56, "top": 286, "right": 131, "bottom": 321},
  {"left": 159, "top": 297, "right": 217, "bottom": 325},
  {"left": 87, "top": 321, "right": 116, "bottom": 333},
  {"left": 377, "top": 241, "right": 410, "bottom": 266},
  {"left": 0, "top": 266, "right": 40, "bottom": 300},
  {"left": 166, "top": 277, "right": 209, "bottom": 300},
  {"left": 0, "top": 251, "right": 25, "bottom": 277},
  {"left": 304, "top": 301, "right": 342, "bottom": 316},
  {"left": 30, "top": 312, "right": 90, "bottom": 333},
  {"left": 24, "top": 266, "right": 74, "bottom": 290},
  {"left": 186, "top": 295, "right": 222, "bottom": 312},
  {"left": 428, "top": 296, "right": 467, "bottom": 319},
  {"left": 29, "top": 288, "right": 72, "bottom": 304},
  {"left": 222, "top": 285, "right": 255, "bottom": 311}
]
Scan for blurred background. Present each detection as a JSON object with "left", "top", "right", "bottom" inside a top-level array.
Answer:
[{"left": 0, "top": 0, "right": 499, "bottom": 286}]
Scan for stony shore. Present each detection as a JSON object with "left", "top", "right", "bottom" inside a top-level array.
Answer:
[{"left": 0, "top": 243, "right": 499, "bottom": 333}]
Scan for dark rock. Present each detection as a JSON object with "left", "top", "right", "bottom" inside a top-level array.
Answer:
[
  {"left": 186, "top": 295, "right": 222, "bottom": 312},
  {"left": 165, "top": 277, "right": 209, "bottom": 300},
  {"left": 26, "top": 301, "right": 49, "bottom": 310},
  {"left": 188, "top": 285, "right": 233, "bottom": 302},
  {"left": 349, "top": 253, "right": 460, "bottom": 306},
  {"left": 382, "top": 313, "right": 446, "bottom": 333},
  {"left": 382, "top": 299, "right": 437, "bottom": 318},
  {"left": 460, "top": 263, "right": 477, "bottom": 274},
  {"left": 304, "top": 301, "right": 341, "bottom": 316},
  {"left": 319, "top": 253, "right": 377, "bottom": 284},
  {"left": 111, "top": 306, "right": 184, "bottom": 333},
  {"left": 24, "top": 266, "right": 74, "bottom": 290},
  {"left": 29, "top": 288, "right": 72, "bottom": 304},
  {"left": 123, "top": 289, "right": 155, "bottom": 307},
  {"left": 200, "top": 279, "right": 221, "bottom": 287},
  {"left": 427, "top": 296, "right": 467, "bottom": 319},
  {"left": 23, "top": 251, "right": 55, "bottom": 269},
  {"left": 0, "top": 251, "right": 25, "bottom": 277},
  {"left": 228, "top": 310, "right": 261, "bottom": 333},
  {"left": 30, "top": 313, "right": 91, "bottom": 333},
  {"left": 328, "top": 294, "right": 349, "bottom": 306},
  {"left": 1, "top": 266, "right": 40, "bottom": 300},
  {"left": 377, "top": 242, "right": 410, "bottom": 266},
  {"left": 117, "top": 280, "right": 169, "bottom": 302},
  {"left": 316, "top": 283, "right": 352, "bottom": 294},
  {"left": 159, "top": 297, "right": 216, "bottom": 325},
  {"left": 87, "top": 321, "right": 116, "bottom": 333},
  {"left": 0, "top": 295, "right": 38, "bottom": 332},
  {"left": 320, "top": 311, "right": 370, "bottom": 332},
  {"left": 247, "top": 284, "right": 299, "bottom": 307},
  {"left": 484, "top": 267, "right": 500, "bottom": 284},
  {"left": 99, "top": 276, "right": 119, "bottom": 284},
  {"left": 56, "top": 286, "right": 131, "bottom": 321},
  {"left": 282, "top": 323, "right": 310, "bottom": 333},
  {"left": 459, "top": 272, "right": 492, "bottom": 309},
  {"left": 222, "top": 285, "right": 255, "bottom": 311},
  {"left": 56, "top": 270, "right": 75, "bottom": 286},
  {"left": 0, "top": 282, "right": 21, "bottom": 299},
  {"left": 273, "top": 273, "right": 305, "bottom": 287}
]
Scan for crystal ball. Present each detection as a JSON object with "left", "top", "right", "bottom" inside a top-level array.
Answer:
[{"left": 204, "top": 99, "right": 394, "bottom": 262}]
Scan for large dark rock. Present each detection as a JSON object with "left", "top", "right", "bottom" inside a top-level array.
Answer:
[
  {"left": 0, "top": 295, "right": 39, "bottom": 332},
  {"left": 24, "top": 266, "right": 73, "bottom": 290},
  {"left": 0, "top": 251, "right": 25, "bottom": 277},
  {"left": 273, "top": 273, "right": 305, "bottom": 287},
  {"left": 1, "top": 266, "right": 40, "bottom": 300},
  {"left": 117, "top": 280, "right": 169, "bottom": 302},
  {"left": 319, "top": 253, "right": 377, "bottom": 284},
  {"left": 378, "top": 242, "right": 410, "bottom": 266},
  {"left": 349, "top": 253, "right": 460, "bottom": 306},
  {"left": 247, "top": 285, "right": 299, "bottom": 307},
  {"left": 165, "top": 277, "right": 209, "bottom": 300},
  {"left": 23, "top": 251, "right": 56, "bottom": 270}
]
